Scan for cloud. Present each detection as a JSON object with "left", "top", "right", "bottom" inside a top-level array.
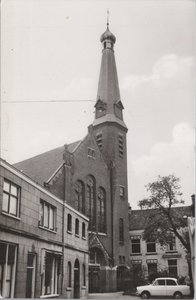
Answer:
[
  {"left": 130, "top": 123, "right": 195, "bottom": 205},
  {"left": 121, "top": 54, "right": 194, "bottom": 92}
]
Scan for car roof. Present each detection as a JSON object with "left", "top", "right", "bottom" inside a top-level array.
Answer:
[{"left": 155, "top": 278, "right": 177, "bottom": 281}]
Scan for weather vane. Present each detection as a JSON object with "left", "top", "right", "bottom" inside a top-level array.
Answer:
[{"left": 107, "top": 9, "right": 109, "bottom": 28}]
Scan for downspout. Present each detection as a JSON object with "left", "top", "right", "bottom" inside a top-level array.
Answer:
[{"left": 61, "top": 163, "right": 66, "bottom": 295}]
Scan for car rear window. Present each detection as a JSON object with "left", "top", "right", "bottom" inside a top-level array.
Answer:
[
  {"left": 166, "top": 279, "right": 177, "bottom": 286},
  {"left": 157, "top": 279, "right": 165, "bottom": 285}
]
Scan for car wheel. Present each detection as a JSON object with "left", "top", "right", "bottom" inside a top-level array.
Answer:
[
  {"left": 173, "top": 292, "right": 182, "bottom": 299},
  {"left": 141, "top": 291, "right": 150, "bottom": 299}
]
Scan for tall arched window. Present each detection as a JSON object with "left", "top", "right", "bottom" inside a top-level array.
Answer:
[
  {"left": 68, "top": 261, "right": 71, "bottom": 287},
  {"left": 119, "top": 218, "right": 124, "bottom": 243},
  {"left": 74, "top": 180, "right": 85, "bottom": 214},
  {"left": 97, "top": 187, "right": 106, "bottom": 233},
  {"left": 86, "top": 175, "right": 96, "bottom": 231}
]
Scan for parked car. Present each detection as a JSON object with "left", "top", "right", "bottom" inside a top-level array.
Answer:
[{"left": 136, "top": 277, "right": 190, "bottom": 299}]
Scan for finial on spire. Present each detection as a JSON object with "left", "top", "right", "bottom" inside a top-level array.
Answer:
[{"left": 107, "top": 9, "right": 109, "bottom": 28}]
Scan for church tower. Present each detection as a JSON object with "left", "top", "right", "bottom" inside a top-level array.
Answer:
[{"left": 93, "top": 21, "right": 129, "bottom": 269}]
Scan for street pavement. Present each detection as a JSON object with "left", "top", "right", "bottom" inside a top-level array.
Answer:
[{"left": 88, "top": 291, "right": 138, "bottom": 299}]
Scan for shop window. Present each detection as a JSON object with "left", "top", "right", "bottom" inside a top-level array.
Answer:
[
  {"left": 2, "top": 179, "right": 20, "bottom": 217},
  {"left": 119, "top": 218, "right": 124, "bottom": 244},
  {"left": 131, "top": 236, "right": 141, "bottom": 254},
  {"left": 41, "top": 251, "right": 61, "bottom": 296},
  {"left": 168, "top": 259, "right": 178, "bottom": 277},
  {"left": 97, "top": 187, "right": 106, "bottom": 233},
  {"left": 39, "top": 200, "right": 56, "bottom": 231},
  {"left": 67, "top": 214, "right": 72, "bottom": 232},
  {"left": 75, "top": 219, "right": 79, "bottom": 236},
  {"left": 0, "top": 242, "right": 17, "bottom": 298},
  {"left": 26, "top": 253, "right": 36, "bottom": 298}
]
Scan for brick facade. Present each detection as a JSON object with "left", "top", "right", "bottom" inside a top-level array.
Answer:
[{"left": 0, "top": 159, "right": 88, "bottom": 298}]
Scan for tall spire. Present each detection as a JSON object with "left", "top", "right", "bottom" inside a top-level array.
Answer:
[{"left": 93, "top": 18, "right": 127, "bottom": 129}]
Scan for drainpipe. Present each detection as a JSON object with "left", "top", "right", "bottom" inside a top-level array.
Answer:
[{"left": 61, "top": 163, "right": 66, "bottom": 295}]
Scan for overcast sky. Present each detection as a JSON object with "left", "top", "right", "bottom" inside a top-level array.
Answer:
[{"left": 1, "top": 0, "right": 195, "bottom": 209}]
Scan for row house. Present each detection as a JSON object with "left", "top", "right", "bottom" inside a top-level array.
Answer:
[
  {"left": 129, "top": 207, "right": 192, "bottom": 280},
  {"left": 0, "top": 158, "right": 89, "bottom": 298}
]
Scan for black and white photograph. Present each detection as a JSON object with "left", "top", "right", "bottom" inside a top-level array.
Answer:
[{"left": 0, "top": 0, "right": 195, "bottom": 299}]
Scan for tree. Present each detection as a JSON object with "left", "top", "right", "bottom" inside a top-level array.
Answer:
[{"left": 138, "top": 175, "right": 190, "bottom": 252}]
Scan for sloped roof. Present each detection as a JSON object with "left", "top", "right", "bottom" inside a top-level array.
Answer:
[
  {"left": 13, "top": 141, "right": 81, "bottom": 186},
  {"left": 129, "top": 206, "right": 192, "bottom": 231}
]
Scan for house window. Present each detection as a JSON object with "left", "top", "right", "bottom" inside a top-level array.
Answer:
[
  {"left": 74, "top": 180, "right": 85, "bottom": 214},
  {"left": 82, "top": 222, "right": 86, "bottom": 238},
  {"left": 120, "top": 186, "right": 125, "bottom": 198},
  {"left": 131, "top": 260, "right": 142, "bottom": 273},
  {"left": 119, "top": 218, "right": 124, "bottom": 243},
  {"left": 39, "top": 200, "right": 56, "bottom": 231},
  {"left": 86, "top": 176, "right": 96, "bottom": 231},
  {"left": 2, "top": 179, "right": 20, "bottom": 217},
  {"left": 131, "top": 236, "right": 141, "bottom": 253},
  {"left": 167, "top": 236, "right": 176, "bottom": 251},
  {"left": 96, "top": 133, "right": 103, "bottom": 151},
  {"left": 168, "top": 259, "right": 178, "bottom": 277},
  {"left": 75, "top": 219, "right": 79, "bottom": 236},
  {"left": 26, "top": 253, "right": 36, "bottom": 298},
  {"left": 97, "top": 187, "right": 106, "bottom": 233},
  {"left": 41, "top": 252, "right": 61, "bottom": 296},
  {"left": 83, "top": 264, "right": 86, "bottom": 286},
  {"left": 68, "top": 262, "right": 71, "bottom": 287},
  {"left": 118, "top": 134, "right": 124, "bottom": 158},
  {"left": 147, "top": 259, "right": 157, "bottom": 275},
  {"left": 0, "top": 242, "right": 17, "bottom": 298},
  {"left": 146, "top": 240, "right": 156, "bottom": 253},
  {"left": 87, "top": 148, "right": 95, "bottom": 159},
  {"left": 67, "top": 214, "right": 72, "bottom": 232}
]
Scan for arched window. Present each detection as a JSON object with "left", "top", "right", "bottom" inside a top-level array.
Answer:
[
  {"left": 68, "top": 261, "right": 71, "bottom": 287},
  {"left": 74, "top": 180, "right": 85, "bottom": 214},
  {"left": 119, "top": 218, "right": 124, "bottom": 243},
  {"left": 86, "top": 176, "right": 96, "bottom": 231},
  {"left": 82, "top": 222, "right": 86, "bottom": 238},
  {"left": 75, "top": 218, "right": 79, "bottom": 236},
  {"left": 67, "top": 214, "right": 72, "bottom": 232},
  {"left": 97, "top": 187, "right": 106, "bottom": 233},
  {"left": 83, "top": 264, "right": 86, "bottom": 286}
]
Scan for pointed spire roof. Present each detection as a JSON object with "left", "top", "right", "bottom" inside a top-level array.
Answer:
[{"left": 93, "top": 19, "right": 127, "bottom": 130}]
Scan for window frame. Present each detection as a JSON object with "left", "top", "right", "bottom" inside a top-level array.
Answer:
[
  {"left": 97, "top": 187, "right": 106, "bottom": 233},
  {"left": 119, "top": 218, "right": 124, "bottom": 244},
  {"left": 131, "top": 236, "right": 141, "bottom": 254},
  {"left": 67, "top": 214, "right": 72, "bottom": 233},
  {"left": 39, "top": 200, "right": 56, "bottom": 232},
  {"left": 146, "top": 240, "right": 156, "bottom": 253},
  {"left": 2, "top": 179, "right": 20, "bottom": 218},
  {"left": 75, "top": 218, "right": 79, "bottom": 236}
]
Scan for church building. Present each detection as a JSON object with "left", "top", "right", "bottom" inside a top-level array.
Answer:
[{"left": 13, "top": 22, "right": 130, "bottom": 293}]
